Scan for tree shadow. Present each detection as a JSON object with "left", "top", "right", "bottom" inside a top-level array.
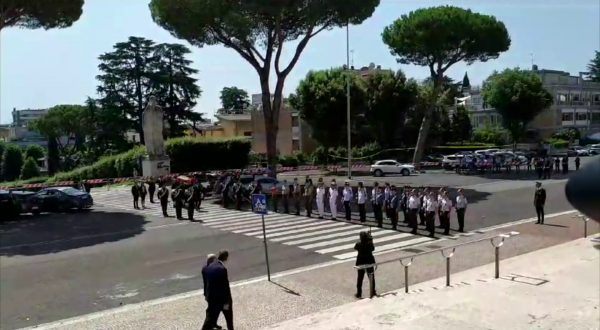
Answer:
[{"left": 0, "top": 210, "right": 149, "bottom": 257}]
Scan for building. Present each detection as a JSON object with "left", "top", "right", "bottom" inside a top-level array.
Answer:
[
  {"left": 458, "top": 66, "right": 600, "bottom": 139},
  {"left": 11, "top": 108, "right": 48, "bottom": 127},
  {"left": 6, "top": 108, "right": 49, "bottom": 148}
]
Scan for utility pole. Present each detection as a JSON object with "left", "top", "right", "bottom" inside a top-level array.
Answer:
[{"left": 346, "top": 22, "right": 352, "bottom": 179}]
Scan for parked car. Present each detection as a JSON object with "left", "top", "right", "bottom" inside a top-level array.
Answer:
[
  {"left": 442, "top": 154, "right": 464, "bottom": 170},
  {"left": 474, "top": 148, "right": 500, "bottom": 156},
  {"left": 370, "top": 160, "right": 415, "bottom": 177},
  {"left": 568, "top": 146, "right": 589, "bottom": 156},
  {"left": 423, "top": 154, "right": 444, "bottom": 162},
  {"left": 10, "top": 190, "right": 40, "bottom": 214},
  {"left": 586, "top": 144, "right": 600, "bottom": 155},
  {"left": 31, "top": 187, "right": 93, "bottom": 213},
  {"left": 0, "top": 190, "right": 20, "bottom": 220}
]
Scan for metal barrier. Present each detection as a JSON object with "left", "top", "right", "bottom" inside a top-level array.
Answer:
[
  {"left": 355, "top": 231, "right": 520, "bottom": 295},
  {"left": 572, "top": 214, "right": 591, "bottom": 238}
]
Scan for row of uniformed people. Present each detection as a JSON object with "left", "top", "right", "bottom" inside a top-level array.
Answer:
[{"left": 151, "top": 183, "right": 204, "bottom": 221}]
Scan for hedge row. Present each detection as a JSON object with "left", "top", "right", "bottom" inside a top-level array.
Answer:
[{"left": 46, "top": 137, "right": 251, "bottom": 182}]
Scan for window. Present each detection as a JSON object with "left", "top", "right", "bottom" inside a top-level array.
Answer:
[
  {"left": 243, "top": 131, "right": 252, "bottom": 137},
  {"left": 591, "top": 112, "right": 600, "bottom": 124},
  {"left": 572, "top": 93, "right": 580, "bottom": 102},
  {"left": 576, "top": 112, "right": 587, "bottom": 121},
  {"left": 292, "top": 139, "right": 300, "bottom": 151},
  {"left": 562, "top": 112, "right": 573, "bottom": 122}
]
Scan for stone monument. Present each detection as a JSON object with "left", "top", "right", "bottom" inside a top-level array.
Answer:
[{"left": 141, "top": 96, "right": 171, "bottom": 177}]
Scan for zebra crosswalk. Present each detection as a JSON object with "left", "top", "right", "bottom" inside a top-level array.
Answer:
[{"left": 92, "top": 189, "right": 449, "bottom": 260}]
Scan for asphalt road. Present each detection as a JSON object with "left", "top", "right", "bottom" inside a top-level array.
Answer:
[{"left": 1, "top": 157, "right": 594, "bottom": 330}]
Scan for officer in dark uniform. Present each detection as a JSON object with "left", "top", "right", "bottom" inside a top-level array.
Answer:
[
  {"left": 193, "top": 182, "right": 203, "bottom": 210},
  {"left": 419, "top": 188, "right": 428, "bottom": 226},
  {"left": 388, "top": 186, "right": 399, "bottom": 230},
  {"left": 186, "top": 185, "right": 195, "bottom": 221},
  {"left": 292, "top": 178, "right": 301, "bottom": 215},
  {"left": 139, "top": 182, "right": 147, "bottom": 208},
  {"left": 148, "top": 177, "right": 156, "bottom": 203},
  {"left": 281, "top": 179, "right": 289, "bottom": 213},
  {"left": 374, "top": 186, "right": 385, "bottom": 228},
  {"left": 172, "top": 184, "right": 184, "bottom": 220},
  {"left": 534, "top": 182, "right": 546, "bottom": 224},
  {"left": 131, "top": 183, "right": 140, "bottom": 209},
  {"left": 304, "top": 178, "right": 315, "bottom": 217},
  {"left": 157, "top": 184, "right": 169, "bottom": 217},
  {"left": 234, "top": 179, "right": 244, "bottom": 210},
  {"left": 561, "top": 155, "right": 569, "bottom": 174},
  {"left": 400, "top": 186, "right": 409, "bottom": 223}
]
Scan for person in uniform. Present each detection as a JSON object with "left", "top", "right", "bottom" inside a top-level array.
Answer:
[
  {"left": 328, "top": 180, "right": 339, "bottom": 220},
  {"left": 440, "top": 191, "right": 452, "bottom": 235},
  {"left": 193, "top": 181, "right": 203, "bottom": 210},
  {"left": 271, "top": 184, "right": 279, "bottom": 212},
  {"left": 425, "top": 191, "right": 438, "bottom": 238},
  {"left": 131, "top": 182, "right": 140, "bottom": 209},
  {"left": 374, "top": 187, "right": 385, "bottom": 227},
  {"left": 388, "top": 186, "right": 399, "bottom": 230},
  {"left": 407, "top": 189, "right": 420, "bottom": 235},
  {"left": 304, "top": 178, "right": 315, "bottom": 217},
  {"left": 234, "top": 179, "right": 244, "bottom": 210},
  {"left": 354, "top": 231, "right": 377, "bottom": 299},
  {"left": 139, "top": 182, "right": 147, "bottom": 209},
  {"left": 575, "top": 156, "right": 581, "bottom": 171},
  {"left": 418, "top": 188, "right": 429, "bottom": 226},
  {"left": 370, "top": 182, "right": 380, "bottom": 224},
  {"left": 436, "top": 188, "right": 444, "bottom": 228},
  {"left": 561, "top": 155, "right": 569, "bottom": 174},
  {"left": 281, "top": 179, "right": 289, "bottom": 213},
  {"left": 172, "top": 184, "right": 184, "bottom": 220},
  {"left": 157, "top": 184, "right": 170, "bottom": 217},
  {"left": 401, "top": 186, "right": 409, "bottom": 223},
  {"left": 357, "top": 182, "right": 367, "bottom": 222},
  {"left": 342, "top": 181, "right": 354, "bottom": 221},
  {"left": 186, "top": 185, "right": 195, "bottom": 221},
  {"left": 554, "top": 156, "right": 560, "bottom": 173},
  {"left": 544, "top": 157, "right": 552, "bottom": 179},
  {"left": 534, "top": 182, "right": 546, "bottom": 224},
  {"left": 292, "top": 178, "right": 301, "bottom": 215},
  {"left": 383, "top": 183, "right": 391, "bottom": 221},
  {"left": 148, "top": 177, "right": 156, "bottom": 203},
  {"left": 316, "top": 179, "right": 326, "bottom": 219},
  {"left": 455, "top": 188, "right": 468, "bottom": 232}
]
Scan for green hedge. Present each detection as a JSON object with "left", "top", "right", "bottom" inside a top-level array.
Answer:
[{"left": 545, "top": 138, "right": 569, "bottom": 149}]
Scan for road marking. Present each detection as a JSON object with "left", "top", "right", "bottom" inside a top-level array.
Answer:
[
  {"left": 210, "top": 215, "right": 300, "bottom": 230},
  {"left": 316, "top": 233, "right": 413, "bottom": 254},
  {"left": 258, "top": 222, "right": 348, "bottom": 239},
  {"left": 232, "top": 219, "right": 317, "bottom": 234},
  {"left": 333, "top": 236, "right": 434, "bottom": 260},
  {"left": 298, "top": 229, "right": 396, "bottom": 249},
  {"left": 281, "top": 227, "right": 381, "bottom": 245}
]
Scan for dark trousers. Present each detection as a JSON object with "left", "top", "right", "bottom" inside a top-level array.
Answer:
[
  {"left": 294, "top": 197, "right": 301, "bottom": 215},
  {"left": 133, "top": 196, "right": 139, "bottom": 209},
  {"left": 409, "top": 209, "right": 419, "bottom": 234},
  {"left": 419, "top": 210, "right": 426, "bottom": 225},
  {"left": 426, "top": 211, "right": 436, "bottom": 237},
  {"left": 149, "top": 189, "right": 155, "bottom": 203},
  {"left": 175, "top": 203, "right": 183, "bottom": 219},
  {"left": 305, "top": 197, "right": 313, "bottom": 217},
  {"left": 161, "top": 202, "right": 168, "bottom": 217},
  {"left": 457, "top": 208, "right": 465, "bottom": 232},
  {"left": 576, "top": 163, "right": 580, "bottom": 171},
  {"left": 140, "top": 194, "right": 146, "bottom": 207},
  {"left": 202, "top": 303, "right": 234, "bottom": 330},
  {"left": 235, "top": 196, "right": 242, "bottom": 210},
  {"left": 344, "top": 201, "right": 351, "bottom": 220},
  {"left": 373, "top": 203, "right": 383, "bottom": 227},
  {"left": 272, "top": 196, "right": 279, "bottom": 212},
  {"left": 402, "top": 209, "right": 409, "bottom": 223},
  {"left": 358, "top": 203, "right": 366, "bottom": 222},
  {"left": 441, "top": 211, "right": 450, "bottom": 235},
  {"left": 283, "top": 197, "right": 289, "bottom": 213},
  {"left": 535, "top": 204, "right": 545, "bottom": 224},
  {"left": 356, "top": 267, "right": 376, "bottom": 297},
  {"left": 389, "top": 209, "right": 398, "bottom": 229},
  {"left": 187, "top": 204, "right": 194, "bottom": 221}
]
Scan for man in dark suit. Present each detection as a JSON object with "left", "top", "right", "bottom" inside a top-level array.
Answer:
[
  {"left": 534, "top": 182, "right": 546, "bottom": 224},
  {"left": 202, "top": 250, "right": 234, "bottom": 330},
  {"left": 202, "top": 254, "right": 222, "bottom": 330}
]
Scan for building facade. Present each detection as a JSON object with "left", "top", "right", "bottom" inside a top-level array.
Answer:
[{"left": 7, "top": 108, "right": 49, "bottom": 147}]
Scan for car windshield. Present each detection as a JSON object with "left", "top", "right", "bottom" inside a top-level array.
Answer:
[{"left": 56, "top": 187, "right": 84, "bottom": 195}]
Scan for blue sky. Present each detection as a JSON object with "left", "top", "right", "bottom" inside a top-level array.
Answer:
[{"left": 1, "top": 0, "right": 599, "bottom": 124}]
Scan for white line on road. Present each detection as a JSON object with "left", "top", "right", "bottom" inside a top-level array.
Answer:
[
  {"left": 298, "top": 229, "right": 397, "bottom": 249},
  {"left": 315, "top": 232, "right": 413, "bottom": 254}
]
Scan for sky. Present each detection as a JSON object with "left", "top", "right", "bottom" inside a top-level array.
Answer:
[{"left": 1, "top": 0, "right": 599, "bottom": 124}]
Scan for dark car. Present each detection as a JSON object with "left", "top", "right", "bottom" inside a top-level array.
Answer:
[
  {"left": 32, "top": 187, "right": 94, "bottom": 213},
  {"left": 10, "top": 190, "right": 40, "bottom": 214},
  {"left": 0, "top": 190, "right": 20, "bottom": 220}
]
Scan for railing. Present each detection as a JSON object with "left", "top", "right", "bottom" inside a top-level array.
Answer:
[
  {"left": 572, "top": 213, "right": 591, "bottom": 238},
  {"left": 354, "top": 231, "right": 520, "bottom": 297}
]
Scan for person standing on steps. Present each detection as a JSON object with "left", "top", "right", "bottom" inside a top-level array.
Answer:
[
  {"left": 304, "top": 178, "right": 315, "bottom": 217},
  {"left": 292, "top": 178, "right": 301, "bottom": 215},
  {"left": 534, "top": 182, "right": 546, "bottom": 224},
  {"left": 131, "top": 182, "right": 140, "bottom": 209},
  {"left": 157, "top": 184, "right": 170, "bottom": 217},
  {"left": 316, "top": 179, "right": 326, "bottom": 219},
  {"left": 342, "top": 181, "right": 354, "bottom": 221},
  {"left": 455, "top": 188, "right": 468, "bottom": 233},
  {"left": 328, "top": 180, "right": 339, "bottom": 220},
  {"left": 148, "top": 177, "right": 156, "bottom": 203},
  {"left": 357, "top": 182, "right": 367, "bottom": 222},
  {"left": 354, "top": 231, "right": 377, "bottom": 299}
]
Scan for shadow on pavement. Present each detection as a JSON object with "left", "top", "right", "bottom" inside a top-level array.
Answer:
[{"left": 0, "top": 210, "right": 149, "bottom": 257}]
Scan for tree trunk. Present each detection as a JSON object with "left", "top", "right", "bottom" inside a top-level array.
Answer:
[
  {"left": 412, "top": 72, "right": 443, "bottom": 169},
  {"left": 47, "top": 137, "right": 60, "bottom": 175},
  {"left": 261, "top": 75, "right": 281, "bottom": 178}
]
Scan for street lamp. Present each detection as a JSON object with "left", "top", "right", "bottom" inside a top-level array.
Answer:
[{"left": 346, "top": 22, "right": 352, "bottom": 179}]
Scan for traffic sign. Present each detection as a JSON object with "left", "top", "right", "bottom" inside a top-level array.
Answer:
[{"left": 252, "top": 194, "right": 268, "bottom": 215}]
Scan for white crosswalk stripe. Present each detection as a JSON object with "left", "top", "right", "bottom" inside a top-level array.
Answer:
[{"left": 92, "top": 189, "right": 442, "bottom": 260}]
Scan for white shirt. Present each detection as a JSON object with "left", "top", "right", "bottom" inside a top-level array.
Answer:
[
  {"left": 357, "top": 188, "right": 367, "bottom": 204},
  {"left": 329, "top": 187, "right": 338, "bottom": 199},
  {"left": 408, "top": 196, "right": 420, "bottom": 209},
  {"left": 456, "top": 195, "right": 468, "bottom": 209},
  {"left": 370, "top": 187, "right": 378, "bottom": 201},
  {"left": 316, "top": 187, "right": 325, "bottom": 199},
  {"left": 440, "top": 197, "right": 452, "bottom": 212},
  {"left": 384, "top": 187, "right": 391, "bottom": 200},
  {"left": 343, "top": 187, "right": 353, "bottom": 202},
  {"left": 426, "top": 198, "right": 438, "bottom": 212}
]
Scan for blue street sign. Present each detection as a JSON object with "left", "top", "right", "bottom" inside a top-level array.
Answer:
[{"left": 252, "top": 194, "right": 268, "bottom": 215}]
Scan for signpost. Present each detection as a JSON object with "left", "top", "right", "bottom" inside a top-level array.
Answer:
[{"left": 252, "top": 194, "right": 271, "bottom": 281}]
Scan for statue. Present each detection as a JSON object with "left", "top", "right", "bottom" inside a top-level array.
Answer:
[
  {"left": 141, "top": 96, "right": 170, "bottom": 176},
  {"left": 142, "top": 96, "right": 166, "bottom": 159}
]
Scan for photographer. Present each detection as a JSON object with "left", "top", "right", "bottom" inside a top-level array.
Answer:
[{"left": 354, "top": 231, "right": 377, "bottom": 299}]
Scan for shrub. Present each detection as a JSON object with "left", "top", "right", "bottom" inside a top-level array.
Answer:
[
  {"left": 165, "top": 136, "right": 251, "bottom": 172},
  {"left": 545, "top": 138, "right": 569, "bottom": 149},
  {"left": 21, "top": 157, "right": 41, "bottom": 179},
  {"left": 25, "top": 145, "right": 45, "bottom": 160},
  {"left": 2, "top": 144, "right": 24, "bottom": 181},
  {"left": 279, "top": 155, "right": 299, "bottom": 167},
  {"left": 352, "top": 142, "right": 382, "bottom": 161},
  {"left": 472, "top": 126, "right": 507, "bottom": 145}
]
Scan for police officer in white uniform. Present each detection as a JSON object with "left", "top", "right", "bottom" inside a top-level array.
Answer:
[
  {"left": 425, "top": 191, "right": 438, "bottom": 238},
  {"left": 328, "top": 180, "right": 339, "bottom": 220},
  {"left": 455, "top": 188, "right": 468, "bottom": 232},
  {"left": 440, "top": 191, "right": 452, "bottom": 235},
  {"left": 316, "top": 179, "right": 326, "bottom": 219},
  {"left": 342, "top": 181, "right": 354, "bottom": 221},
  {"left": 407, "top": 189, "right": 420, "bottom": 234},
  {"left": 357, "top": 182, "right": 367, "bottom": 222}
]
